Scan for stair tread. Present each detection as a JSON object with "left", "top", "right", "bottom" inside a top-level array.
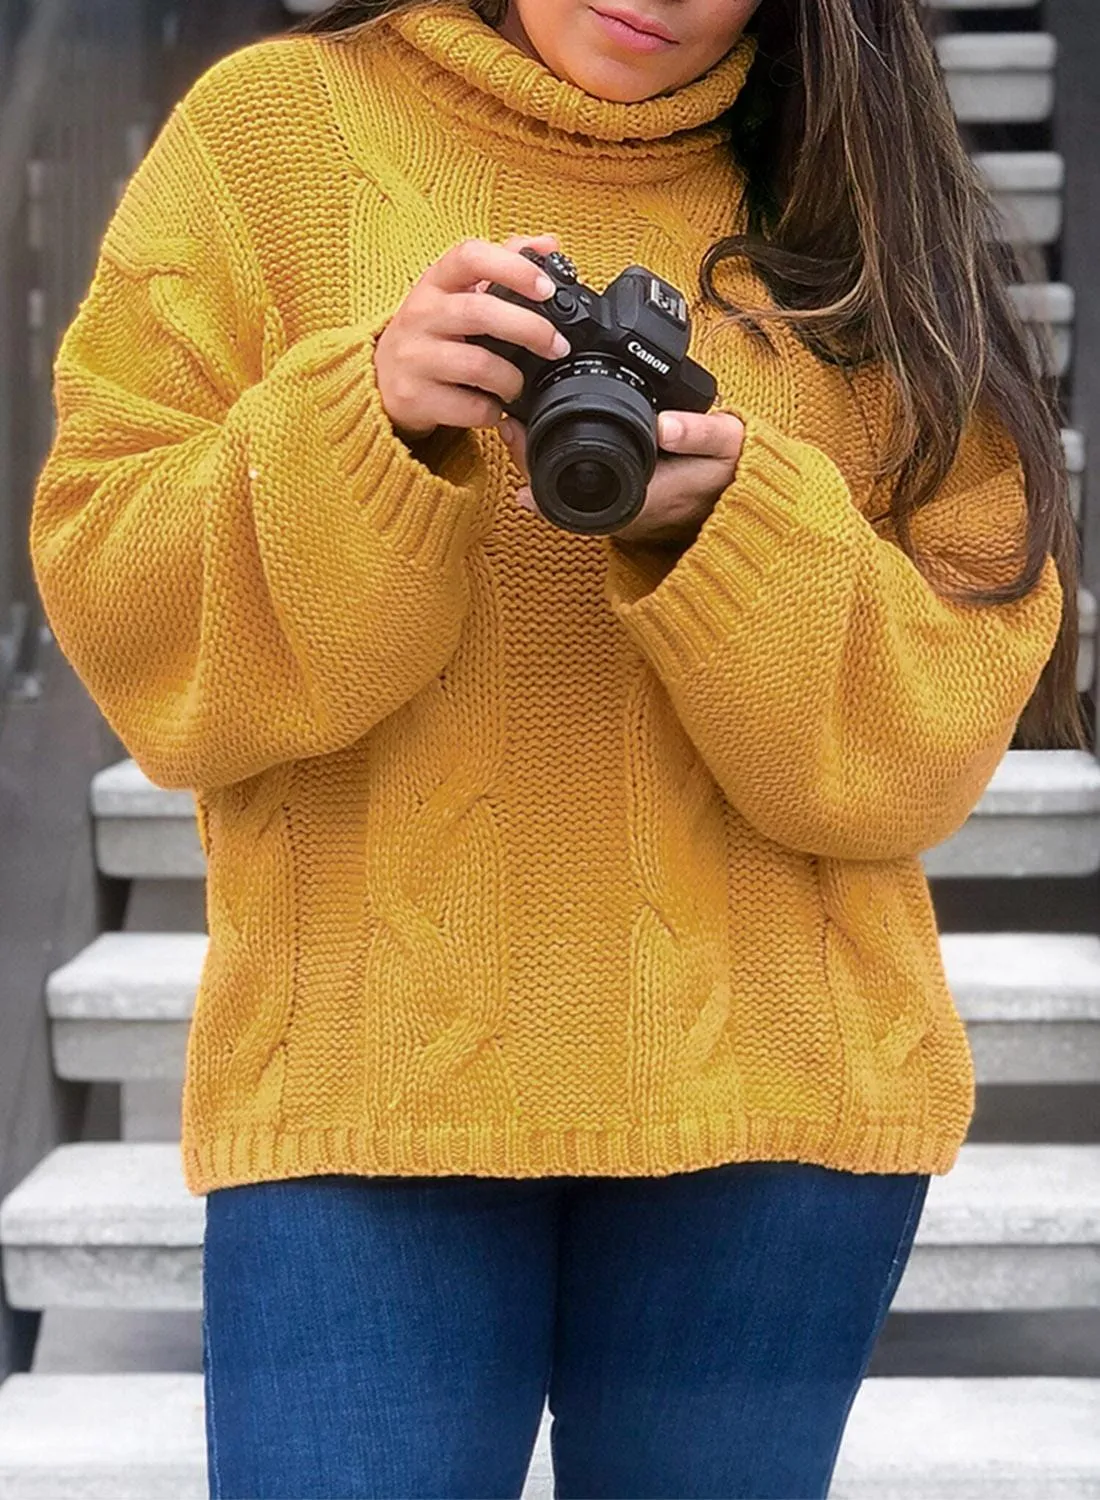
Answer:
[
  {"left": 969, "top": 751, "right": 1100, "bottom": 815},
  {"left": 0, "top": 1374, "right": 1096, "bottom": 1499},
  {"left": 47, "top": 933, "right": 207, "bottom": 1017},
  {"left": 1006, "top": 281, "right": 1074, "bottom": 319},
  {"left": 834, "top": 1378, "right": 1100, "bottom": 1496},
  {"left": 936, "top": 33, "right": 1056, "bottom": 69},
  {"left": 89, "top": 750, "right": 1100, "bottom": 823},
  {"left": 0, "top": 1374, "right": 204, "bottom": 1475},
  {"left": 973, "top": 150, "right": 1064, "bottom": 188},
  {"left": 3, "top": 1143, "right": 1099, "bottom": 1247},
  {"left": 46, "top": 930, "right": 1100, "bottom": 1024},
  {"left": 90, "top": 762, "right": 193, "bottom": 818},
  {"left": 939, "top": 933, "right": 1100, "bottom": 1020}
]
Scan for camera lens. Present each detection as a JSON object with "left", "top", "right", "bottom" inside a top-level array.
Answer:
[
  {"left": 557, "top": 459, "right": 620, "bottom": 514},
  {"left": 524, "top": 363, "right": 658, "bottom": 535}
]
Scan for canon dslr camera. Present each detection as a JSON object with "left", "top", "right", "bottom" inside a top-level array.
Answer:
[{"left": 468, "top": 248, "right": 717, "bottom": 536}]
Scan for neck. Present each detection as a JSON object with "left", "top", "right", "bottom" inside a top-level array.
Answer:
[{"left": 496, "top": 2, "right": 540, "bottom": 61}]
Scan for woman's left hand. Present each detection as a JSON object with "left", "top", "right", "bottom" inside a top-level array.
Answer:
[{"left": 500, "top": 409, "right": 746, "bottom": 547}]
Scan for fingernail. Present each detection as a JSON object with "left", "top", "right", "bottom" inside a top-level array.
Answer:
[
  {"left": 517, "top": 488, "right": 535, "bottom": 510},
  {"left": 535, "top": 275, "right": 555, "bottom": 298},
  {"left": 660, "top": 414, "right": 683, "bottom": 445},
  {"left": 500, "top": 417, "right": 514, "bottom": 442},
  {"left": 551, "top": 333, "right": 570, "bottom": 358}
]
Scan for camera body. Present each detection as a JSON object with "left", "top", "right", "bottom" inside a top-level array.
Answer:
[{"left": 468, "top": 248, "right": 717, "bottom": 535}]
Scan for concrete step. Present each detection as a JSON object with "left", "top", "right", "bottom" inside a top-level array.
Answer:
[
  {"left": 832, "top": 1378, "right": 1100, "bottom": 1498},
  {"left": 0, "top": 1374, "right": 204, "bottom": 1500},
  {"left": 91, "top": 750, "right": 1100, "bottom": 882},
  {"left": 48, "top": 933, "right": 202, "bottom": 1088},
  {"left": 0, "top": 1372, "right": 1096, "bottom": 1500},
  {"left": 91, "top": 767, "right": 200, "bottom": 880},
  {"left": 2, "top": 1143, "right": 1098, "bottom": 1314},
  {"left": 975, "top": 151, "right": 1063, "bottom": 246},
  {"left": 941, "top": 933, "right": 1100, "bottom": 1084},
  {"left": 46, "top": 931, "right": 1100, "bottom": 1092},
  {"left": 923, "top": 751, "right": 1100, "bottom": 879},
  {"left": 1081, "top": 588, "right": 1097, "bottom": 697},
  {"left": 937, "top": 33, "right": 1056, "bottom": 124},
  {"left": 1006, "top": 281, "right": 1074, "bottom": 378},
  {"left": 1066, "top": 427, "right": 1085, "bottom": 523},
  {"left": 29, "top": 1306, "right": 201, "bottom": 1376}
]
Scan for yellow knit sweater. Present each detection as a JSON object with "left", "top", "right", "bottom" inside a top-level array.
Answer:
[{"left": 29, "top": 4, "right": 1063, "bottom": 1193}]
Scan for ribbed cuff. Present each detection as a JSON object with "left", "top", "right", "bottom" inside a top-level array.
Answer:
[
  {"left": 604, "top": 411, "right": 873, "bottom": 681},
  {"left": 291, "top": 321, "right": 489, "bottom": 573}
]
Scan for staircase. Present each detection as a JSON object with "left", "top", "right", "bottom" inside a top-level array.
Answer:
[{"left": 2, "top": 1, "right": 1100, "bottom": 1496}]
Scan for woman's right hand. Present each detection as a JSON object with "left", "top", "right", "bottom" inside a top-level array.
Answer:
[{"left": 374, "top": 233, "right": 572, "bottom": 446}]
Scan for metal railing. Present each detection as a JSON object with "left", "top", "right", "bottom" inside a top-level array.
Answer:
[{"left": 0, "top": 0, "right": 175, "bottom": 702}]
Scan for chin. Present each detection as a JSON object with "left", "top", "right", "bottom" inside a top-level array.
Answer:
[{"left": 559, "top": 54, "right": 672, "bottom": 103}]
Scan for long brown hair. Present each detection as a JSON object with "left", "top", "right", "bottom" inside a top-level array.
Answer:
[{"left": 291, "top": 0, "right": 1086, "bottom": 750}]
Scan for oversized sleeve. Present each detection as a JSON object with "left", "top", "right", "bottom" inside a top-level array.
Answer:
[
  {"left": 602, "top": 407, "right": 1065, "bottom": 862},
  {"left": 28, "top": 90, "right": 490, "bottom": 794}
]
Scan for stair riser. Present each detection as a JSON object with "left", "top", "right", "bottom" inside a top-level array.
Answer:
[
  {"left": 925, "top": 818, "right": 1100, "bottom": 879},
  {"left": 893, "top": 1247, "right": 1100, "bottom": 1312},
  {"left": 94, "top": 814, "right": 1100, "bottom": 881},
  {"left": 94, "top": 824, "right": 204, "bottom": 881},
  {"left": 3, "top": 1247, "right": 201, "bottom": 1311},
  {"left": 969, "top": 1024, "right": 1100, "bottom": 1084}
]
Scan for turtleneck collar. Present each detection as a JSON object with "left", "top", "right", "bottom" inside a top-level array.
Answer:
[{"left": 378, "top": 3, "right": 756, "bottom": 167}]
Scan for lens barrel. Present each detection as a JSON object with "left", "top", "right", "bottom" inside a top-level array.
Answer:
[{"left": 525, "top": 365, "right": 657, "bottom": 535}]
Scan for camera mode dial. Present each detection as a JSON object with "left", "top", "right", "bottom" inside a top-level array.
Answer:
[{"left": 545, "top": 252, "right": 579, "bottom": 284}]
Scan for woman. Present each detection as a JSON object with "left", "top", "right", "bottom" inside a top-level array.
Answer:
[{"left": 27, "top": 0, "right": 1083, "bottom": 1495}]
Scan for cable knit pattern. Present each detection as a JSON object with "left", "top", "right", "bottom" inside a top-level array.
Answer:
[{"left": 28, "top": 4, "right": 1063, "bottom": 1193}]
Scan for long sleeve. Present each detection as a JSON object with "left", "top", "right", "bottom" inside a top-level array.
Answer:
[
  {"left": 602, "top": 408, "right": 1065, "bottom": 862},
  {"left": 28, "top": 93, "right": 490, "bottom": 794}
]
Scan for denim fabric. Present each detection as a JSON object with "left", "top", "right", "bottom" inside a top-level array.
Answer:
[{"left": 202, "top": 1159, "right": 929, "bottom": 1499}]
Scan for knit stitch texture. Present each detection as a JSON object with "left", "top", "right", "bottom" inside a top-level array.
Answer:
[{"left": 29, "top": 4, "right": 1063, "bottom": 1193}]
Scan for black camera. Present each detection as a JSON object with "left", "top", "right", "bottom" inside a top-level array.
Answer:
[{"left": 468, "top": 249, "right": 717, "bottom": 536}]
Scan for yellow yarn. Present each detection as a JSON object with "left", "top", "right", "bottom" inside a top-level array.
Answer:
[{"left": 28, "top": 4, "right": 1063, "bottom": 1193}]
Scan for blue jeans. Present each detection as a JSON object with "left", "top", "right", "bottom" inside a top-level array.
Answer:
[{"left": 201, "top": 1159, "right": 929, "bottom": 1499}]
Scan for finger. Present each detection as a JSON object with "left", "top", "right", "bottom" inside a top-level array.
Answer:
[
  {"left": 408, "top": 382, "right": 504, "bottom": 432},
  {"left": 474, "top": 233, "right": 559, "bottom": 294},
  {"left": 645, "top": 452, "right": 737, "bottom": 506},
  {"left": 621, "top": 453, "right": 734, "bottom": 539},
  {"left": 434, "top": 238, "right": 559, "bottom": 302},
  {"left": 500, "top": 416, "right": 529, "bottom": 475},
  {"left": 657, "top": 409, "right": 744, "bottom": 460},
  {"left": 441, "top": 292, "right": 570, "bottom": 363},
  {"left": 431, "top": 340, "right": 526, "bottom": 406}
]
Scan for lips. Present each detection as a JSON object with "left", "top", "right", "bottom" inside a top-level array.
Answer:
[{"left": 591, "top": 6, "right": 678, "bottom": 43}]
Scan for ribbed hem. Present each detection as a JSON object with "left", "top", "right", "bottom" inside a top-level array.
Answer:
[
  {"left": 605, "top": 411, "right": 873, "bottom": 685},
  {"left": 288, "top": 322, "right": 488, "bottom": 574},
  {"left": 181, "top": 1110, "right": 963, "bottom": 1196}
]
